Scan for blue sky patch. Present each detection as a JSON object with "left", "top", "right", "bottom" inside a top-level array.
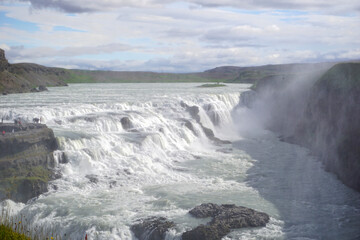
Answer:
[
  {"left": 0, "top": 11, "right": 39, "bottom": 32},
  {"left": 53, "top": 25, "right": 86, "bottom": 32}
]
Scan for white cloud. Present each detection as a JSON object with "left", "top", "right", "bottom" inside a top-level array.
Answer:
[{"left": 0, "top": 1, "right": 359, "bottom": 72}]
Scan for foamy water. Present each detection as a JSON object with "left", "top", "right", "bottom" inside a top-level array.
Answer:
[{"left": 1, "top": 83, "right": 359, "bottom": 240}]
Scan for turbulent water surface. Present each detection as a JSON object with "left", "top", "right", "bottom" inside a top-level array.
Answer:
[{"left": 1, "top": 83, "right": 360, "bottom": 240}]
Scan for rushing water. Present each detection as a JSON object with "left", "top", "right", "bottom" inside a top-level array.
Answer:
[{"left": 1, "top": 83, "right": 360, "bottom": 240}]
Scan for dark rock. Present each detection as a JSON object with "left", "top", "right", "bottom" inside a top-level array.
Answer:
[
  {"left": 0, "top": 49, "right": 10, "bottom": 71},
  {"left": 131, "top": 217, "right": 175, "bottom": 240},
  {"left": 120, "top": 117, "right": 133, "bottom": 130},
  {"left": 181, "top": 102, "right": 231, "bottom": 144},
  {"left": 0, "top": 123, "right": 59, "bottom": 203},
  {"left": 203, "top": 103, "right": 220, "bottom": 126},
  {"left": 58, "top": 152, "right": 69, "bottom": 164},
  {"left": 183, "top": 203, "right": 270, "bottom": 240},
  {"left": 189, "top": 203, "right": 221, "bottom": 218},
  {"left": 14, "top": 179, "right": 48, "bottom": 203},
  {"left": 30, "top": 88, "right": 39, "bottom": 92},
  {"left": 38, "top": 85, "right": 48, "bottom": 91},
  {"left": 109, "top": 180, "right": 117, "bottom": 188},
  {"left": 85, "top": 174, "right": 99, "bottom": 184},
  {"left": 202, "top": 126, "right": 231, "bottom": 144},
  {"left": 182, "top": 224, "right": 229, "bottom": 240},
  {"left": 182, "top": 119, "right": 197, "bottom": 136}
]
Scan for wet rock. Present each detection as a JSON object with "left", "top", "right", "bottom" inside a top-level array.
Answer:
[
  {"left": 182, "top": 203, "right": 270, "bottom": 240},
  {"left": 30, "top": 87, "right": 39, "bottom": 92},
  {"left": 182, "top": 119, "right": 197, "bottom": 136},
  {"left": 182, "top": 224, "right": 229, "bottom": 240},
  {"left": 203, "top": 103, "right": 221, "bottom": 126},
  {"left": 85, "top": 174, "right": 99, "bottom": 184},
  {"left": 120, "top": 117, "right": 134, "bottom": 130},
  {"left": 131, "top": 217, "right": 175, "bottom": 240},
  {"left": 38, "top": 85, "right": 48, "bottom": 91},
  {"left": 202, "top": 126, "right": 231, "bottom": 144},
  {"left": 58, "top": 152, "right": 69, "bottom": 164},
  {"left": 109, "top": 180, "right": 117, "bottom": 188},
  {"left": 181, "top": 102, "right": 231, "bottom": 144}
]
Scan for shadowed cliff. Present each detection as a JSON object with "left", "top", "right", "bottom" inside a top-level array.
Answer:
[
  {"left": 293, "top": 63, "right": 360, "bottom": 191},
  {"left": 245, "top": 62, "right": 360, "bottom": 192}
]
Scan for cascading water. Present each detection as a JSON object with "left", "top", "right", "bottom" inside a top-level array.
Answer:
[{"left": 1, "top": 83, "right": 360, "bottom": 240}]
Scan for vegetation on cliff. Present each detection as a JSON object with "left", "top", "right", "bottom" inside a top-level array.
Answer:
[
  {"left": 0, "top": 49, "right": 68, "bottom": 95},
  {"left": 0, "top": 123, "right": 59, "bottom": 203}
]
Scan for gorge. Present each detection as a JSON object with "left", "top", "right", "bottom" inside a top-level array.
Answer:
[{"left": 0, "top": 48, "right": 360, "bottom": 239}]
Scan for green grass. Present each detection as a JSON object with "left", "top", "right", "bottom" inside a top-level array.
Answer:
[
  {"left": 0, "top": 224, "right": 31, "bottom": 240},
  {"left": 316, "top": 63, "right": 360, "bottom": 91},
  {"left": 64, "top": 70, "right": 224, "bottom": 83},
  {"left": 64, "top": 71, "right": 96, "bottom": 83},
  {"left": 0, "top": 209, "right": 63, "bottom": 240}
]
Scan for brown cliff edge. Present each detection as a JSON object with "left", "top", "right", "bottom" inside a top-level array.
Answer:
[{"left": 0, "top": 49, "right": 68, "bottom": 95}]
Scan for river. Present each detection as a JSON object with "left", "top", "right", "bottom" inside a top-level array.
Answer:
[{"left": 1, "top": 83, "right": 359, "bottom": 239}]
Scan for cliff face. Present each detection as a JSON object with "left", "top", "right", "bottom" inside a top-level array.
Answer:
[
  {"left": 247, "top": 62, "right": 360, "bottom": 191},
  {"left": 0, "top": 123, "right": 59, "bottom": 203},
  {"left": 293, "top": 63, "right": 360, "bottom": 191},
  {"left": 0, "top": 49, "right": 68, "bottom": 94}
]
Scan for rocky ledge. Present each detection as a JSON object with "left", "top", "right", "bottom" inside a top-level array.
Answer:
[
  {"left": 0, "top": 123, "right": 59, "bottom": 203},
  {"left": 130, "top": 203, "right": 269, "bottom": 240},
  {"left": 183, "top": 203, "right": 270, "bottom": 240}
]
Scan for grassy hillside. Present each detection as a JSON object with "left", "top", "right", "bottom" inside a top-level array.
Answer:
[
  {"left": 0, "top": 49, "right": 68, "bottom": 94},
  {"left": 65, "top": 69, "right": 220, "bottom": 83}
]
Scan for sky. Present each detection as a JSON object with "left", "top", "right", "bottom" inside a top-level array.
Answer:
[{"left": 0, "top": 0, "right": 359, "bottom": 72}]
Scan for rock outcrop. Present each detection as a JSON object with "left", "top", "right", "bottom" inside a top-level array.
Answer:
[
  {"left": 0, "top": 123, "right": 59, "bottom": 203},
  {"left": 182, "top": 203, "right": 270, "bottom": 240},
  {"left": 130, "top": 217, "right": 175, "bottom": 240},
  {"left": 120, "top": 117, "right": 134, "bottom": 130},
  {"left": 181, "top": 101, "right": 231, "bottom": 144},
  {"left": 0, "top": 49, "right": 10, "bottom": 72},
  {"left": 0, "top": 49, "right": 68, "bottom": 95}
]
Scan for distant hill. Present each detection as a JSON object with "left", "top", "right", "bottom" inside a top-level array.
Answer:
[
  {"left": 0, "top": 49, "right": 68, "bottom": 94},
  {"left": 66, "top": 69, "right": 214, "bottom": 83},
  {"left": 0, "top": 47, "right": 353, "bottom": 95}
]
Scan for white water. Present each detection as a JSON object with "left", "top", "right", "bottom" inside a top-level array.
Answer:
[{"left": 0, "top": 83, "right": 359, "bottom": 240}]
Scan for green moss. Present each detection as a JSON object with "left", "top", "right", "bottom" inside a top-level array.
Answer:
[
  {"left": 316, "top": 63, "right": 360, "bottom": 91},
  {"left": 0, "top": 165, "right": 51, "bottom": 200}
]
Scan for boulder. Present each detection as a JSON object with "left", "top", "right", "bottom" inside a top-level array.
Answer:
[
  {"left": 182, "top": 203, "right": 270, "bottom": 240},
  {"left": 38, "top": 85, "right": 48, "bottom": 91},
  {"left": 131, "top": 217, "right": 175, "bottom": 240},
  {"left": 120, "top": 117, "right": 134, "bottom": 130}
]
